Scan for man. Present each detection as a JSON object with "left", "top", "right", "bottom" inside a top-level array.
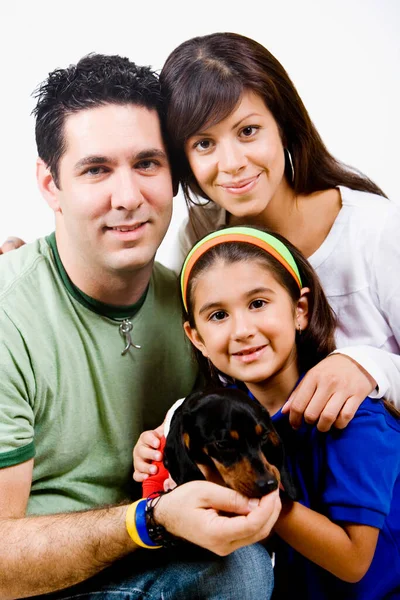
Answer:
[{"left": 0, "top": 54, "right": 279, "bottom": 598}]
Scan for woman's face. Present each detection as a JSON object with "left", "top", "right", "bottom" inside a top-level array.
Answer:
[{"left": 184, "top": 91, "right": 287, "bottom": 219}]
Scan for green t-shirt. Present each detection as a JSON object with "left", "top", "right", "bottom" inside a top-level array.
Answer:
[{"left": 0, "top": 237, "right": 197, "bottom": 515}]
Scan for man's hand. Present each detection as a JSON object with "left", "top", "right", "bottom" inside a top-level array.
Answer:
[
  {"left": 282, "top": 354, "right": 376, "bottom": 432},
  {"left": 133, "top": 424, "right": 164, "bottom": 481},
  {"left": 154, "top": 481, "right": 281, "bottom": 556},
  {"left": 0, "top": 237, "right": 26, "bottom": 254}
]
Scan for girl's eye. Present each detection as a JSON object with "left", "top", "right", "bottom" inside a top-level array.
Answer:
[
  {"left": 250, "top": 299, "right": 266, "bottom": 309},
  {"left": 240, "top": 125, "right": 259, "bottom": 138},
  {"left": 209, "top": 310, "right": 228, "bottom": 321}
]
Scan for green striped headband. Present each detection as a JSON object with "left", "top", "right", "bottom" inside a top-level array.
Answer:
[{"left": 181, "top": 226, "right": 303, "bottom": 311}]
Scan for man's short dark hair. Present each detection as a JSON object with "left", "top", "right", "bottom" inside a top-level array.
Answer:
[{"left": 33, "top": 53, "right": 164, "bottom": 187}]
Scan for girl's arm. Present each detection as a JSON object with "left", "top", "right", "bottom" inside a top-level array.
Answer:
[
  {"left": 274, "top": 500, "right": 379, "bottom": 583},
  {"left": 276, "top": 400, "right": 400, "bottom": 583}
]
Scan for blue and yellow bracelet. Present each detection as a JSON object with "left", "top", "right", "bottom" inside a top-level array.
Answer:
[{"left": 125, "top": 499, "right": 162, "bottom": 549}]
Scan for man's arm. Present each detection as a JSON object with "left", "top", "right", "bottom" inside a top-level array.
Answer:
[
  {"left": 0, "top": 459, "right": 137, "bottom": 599},
  {"left": 1, "top": 462, "right": 281, "bottom": 599}
]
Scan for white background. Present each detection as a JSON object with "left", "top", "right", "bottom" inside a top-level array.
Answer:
[{"left": 0, "top": 0, "right": 399, "bottom": 269}]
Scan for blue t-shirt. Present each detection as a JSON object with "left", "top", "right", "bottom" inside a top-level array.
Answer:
[{"left": 269, "top": 397, "right": 400, "bottom": 599}]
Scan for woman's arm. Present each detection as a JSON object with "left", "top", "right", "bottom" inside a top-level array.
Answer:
[
  {"left": 332, "top": 346, "right": 400, "bottom": 407},
  {"left": 274, "top": 500, "right": 379, "bottom": 583},
  {"left": 284, "top": 203, "right": 400, "bottom": 429},
  {"left": 283, "top": 353, "right": 376, "bottom": 431}
]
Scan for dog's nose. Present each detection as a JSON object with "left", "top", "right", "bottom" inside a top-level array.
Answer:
[{"left": 255, "top": 477, "right": 279, "bottom": 496}]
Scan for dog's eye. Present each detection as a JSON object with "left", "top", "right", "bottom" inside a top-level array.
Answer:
[{"left": 215, "top": 441, "right": 230, "bottom": 449}]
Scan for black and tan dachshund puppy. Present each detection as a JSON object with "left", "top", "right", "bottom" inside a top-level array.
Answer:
[{"left": 164, "top": 387, "right": 297, "bottom": 500}]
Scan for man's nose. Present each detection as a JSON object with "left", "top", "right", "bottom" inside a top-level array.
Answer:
[{"left": 111, "top": 171, "right": 144, "bottom": 211}]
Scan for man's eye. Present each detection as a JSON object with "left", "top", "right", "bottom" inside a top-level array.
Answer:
[
  {"left": 209, "top": 310, "right": 227, "bottom": 321},
  {"left": 84, "top": 166, "right": 106, "bottom": 176},
  {"left": 136, "top": 160, "right": 157, "bottom": 170}
]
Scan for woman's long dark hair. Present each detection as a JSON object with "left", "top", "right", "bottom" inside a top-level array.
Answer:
[
  {"left": 184, "top": 227, "right": 337, "bottom": 378},
  {"left": 161, "top": 32, "right": 386, "bottom": 208}
]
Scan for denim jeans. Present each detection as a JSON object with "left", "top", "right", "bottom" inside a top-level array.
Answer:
[{"left": 32, "top": 543, "right": 274, "bottom": 600}]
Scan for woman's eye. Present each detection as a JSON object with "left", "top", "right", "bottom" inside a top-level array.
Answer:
[
  {"left": 210, "top": 310, "right": 227, "bottom": 321},
  {"left": 250, "top": 299, "right": 266, "bottom": 309},
  {"left": 194, "top": 139, "right": 212, "bottom": 151},
  {"left": 240, "top": 126, "right": 259, "bottom": 138}
]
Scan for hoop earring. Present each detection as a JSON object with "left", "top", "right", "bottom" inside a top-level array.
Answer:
[{"left": 284, "top": 148, "right": 295, "bottom": 183}]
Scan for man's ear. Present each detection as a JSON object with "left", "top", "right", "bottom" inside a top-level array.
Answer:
[
  {"left": 36, "top": 159, "right": 62, "bottom": 213},
  {"left": 183, "top": 321, "right": 209, "bottom": 358},
  {"left": 296, "top": 287, "right": 310, "bottom": 332}
]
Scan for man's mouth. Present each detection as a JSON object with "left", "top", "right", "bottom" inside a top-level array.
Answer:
[{"left": 106, "top": 221, "right": 147, "bottom": 232}]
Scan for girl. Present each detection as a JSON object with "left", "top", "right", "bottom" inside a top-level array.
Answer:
[
  {"left": 152, "top": 225, "right": 400, "bottom": 599},
  {"left": 160, "top": 31, "right": 400, "bottom": 424}
]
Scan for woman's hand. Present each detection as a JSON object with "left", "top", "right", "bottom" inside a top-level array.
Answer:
[
  {"left": 282, "top": 354, "right": 376, "bottom": 432},
  {"left": 133, "top": 424, "right": 164, "bottom": 482},
  {"left": 0, "top": 237, "right": 26, "bottom": 254}
]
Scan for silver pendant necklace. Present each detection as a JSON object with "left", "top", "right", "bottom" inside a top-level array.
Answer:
[{"left": 119, "top": 319, "right": 141, "bottom": 356}]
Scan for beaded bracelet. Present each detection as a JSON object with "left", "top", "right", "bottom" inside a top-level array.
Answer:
[{"left": 145, "top": 492, "right": 179, "bottom": 548}]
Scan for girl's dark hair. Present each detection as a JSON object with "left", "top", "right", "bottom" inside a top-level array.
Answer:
[
  {"left": 183, "top": 227, "right": 337, "bottom": 378},
  {"left": 161, "top": 32, "right": 386, "bottom": 209}
]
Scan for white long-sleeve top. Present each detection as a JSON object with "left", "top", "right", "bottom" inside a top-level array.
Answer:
[{"left": 170, "top": 186, "right": 400, "bottom": 407}]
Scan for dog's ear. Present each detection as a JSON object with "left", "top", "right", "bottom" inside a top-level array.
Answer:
[
  {"left": 164, "top": 409, "right": 205, "bottom": 485},
  {"left": 280, "top": 466, "right": 298, "bottom": 501},
  {"left": 262, "top": 424, "right": 298, "bottom": 501}
]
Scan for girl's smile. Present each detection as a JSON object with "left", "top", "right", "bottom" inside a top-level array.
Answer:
[{"left": 232, "top": 343, "right": 269, "bottom": 363}]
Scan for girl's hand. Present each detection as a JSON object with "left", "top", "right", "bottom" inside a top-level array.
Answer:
[
  {"left": 282, "top": 354, "right": 376, "bottom": 432},
  {"left": 133, "top": 424, "right": 164, "bottom": 482},
  {"left": 0, "top": 237, "right": 26, "bottom": 254}
]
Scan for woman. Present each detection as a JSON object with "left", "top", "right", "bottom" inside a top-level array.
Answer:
[{"left": 159, "top": 31, "right": 400, "bottom": 426}]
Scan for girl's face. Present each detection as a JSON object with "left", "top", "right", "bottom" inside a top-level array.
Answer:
[
  {"left": 184, "top": 259, "right": 309, "bottom": 390},
  {"left": 184, "top": 91, "right": 287, "bottom": 220}
]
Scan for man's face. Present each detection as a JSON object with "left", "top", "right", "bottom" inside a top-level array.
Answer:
[{"left": 49, "top": 103, "right": 173, "bottom": 282}]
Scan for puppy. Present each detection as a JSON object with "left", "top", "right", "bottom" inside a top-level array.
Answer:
[{"left": 164, "top": 387, "right": 296, "bottom": 499}]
